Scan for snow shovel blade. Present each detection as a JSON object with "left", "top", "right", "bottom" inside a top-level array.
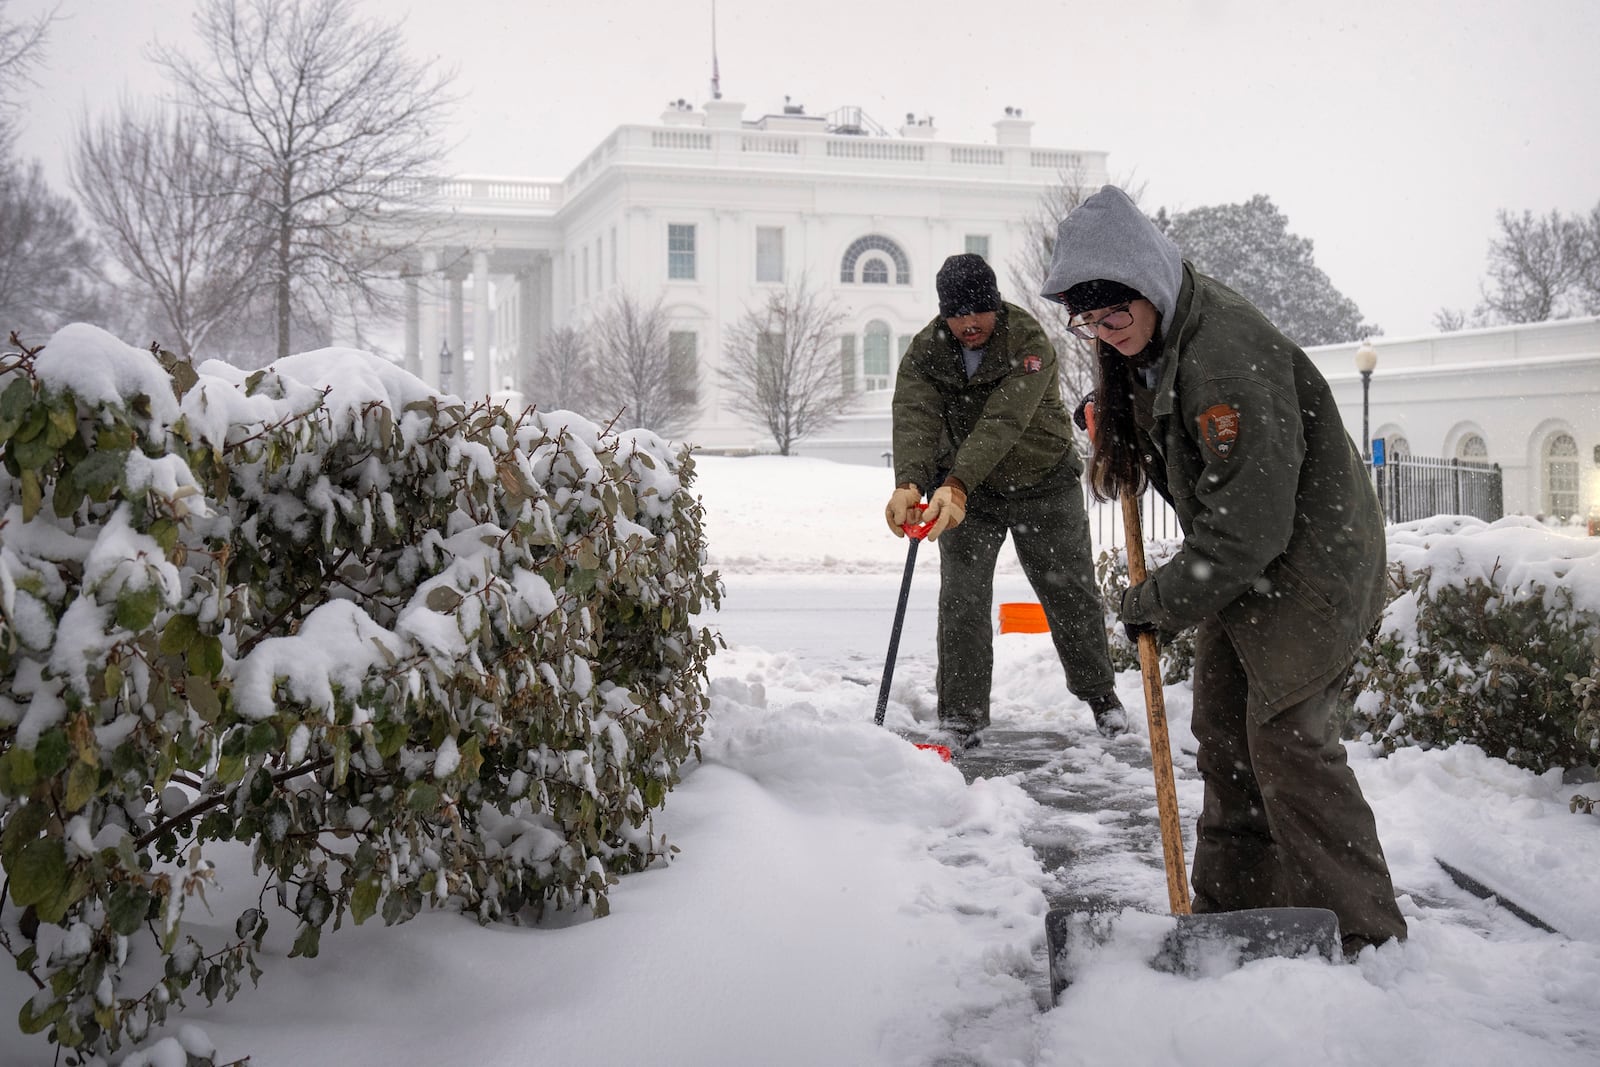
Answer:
[{"left": 1046, "top": 906, "right": 1340, "bottom": 1004}]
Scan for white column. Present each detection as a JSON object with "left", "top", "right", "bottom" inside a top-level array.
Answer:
[
  {"left": 418, "top": 250, "right": 441, "bottom": 389},
  {"left": 403, "top": 269, "right": 420, "bottom": 377},
  {"left": 448, "top": 276, "right": 465, "bottom": 396},
  {"left": 473, "top": 250, "right": 493, "bottom": 398}
]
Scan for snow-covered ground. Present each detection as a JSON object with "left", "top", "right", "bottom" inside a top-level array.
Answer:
[{"left": 6, "top": 454, "right": 1599, "bottom": 1066}]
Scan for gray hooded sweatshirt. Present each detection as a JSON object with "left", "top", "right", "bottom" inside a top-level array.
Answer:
[{"left": 1041, "top": 185, "right": 1387, "bottom": 717}]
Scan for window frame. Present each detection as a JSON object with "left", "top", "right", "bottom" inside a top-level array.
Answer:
[{"left": 667, "top": 223, "right": 697, "bottom": 281}]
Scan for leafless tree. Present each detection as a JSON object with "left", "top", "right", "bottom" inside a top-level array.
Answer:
[
  {"left": 589, "top": 292, "right": 696, "bottom": 436},
  {"left": 530, "top": 325, "right": 597, "bottom": 414},
  {"left": 717, "top": 276, "right": 849, "bottom": 455},
  {"left": 152, "top": 0, "right": 457, "bottom": 361},
  {"left": 0, "top": 1, "right": 56, "bottom": 153},
  {"left": 0, "top": 160, "right": 105, "bottom": 342},
  {"left": 1478, "top": 207, "right": 1590, "bottom": 324},
  {"left": 70, "top": 100, "right": 269, "bottom": 359}
]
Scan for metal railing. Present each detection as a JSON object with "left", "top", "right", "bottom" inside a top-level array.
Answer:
[
  {"left": 1088, "top": 485, "right": 1179, "bottom": 553},
  {"left": 1085, "top": 454, "right": 1505, "bottom": 554},
  {"left": 1369, "top": 455, "right": 1503, "bottom": 524}
]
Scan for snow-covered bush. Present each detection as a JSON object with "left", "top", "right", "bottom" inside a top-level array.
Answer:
[
  {"left": 0, "top": 326, "right": 720, "bottom": 1061},
  {"left": 1094, "top": 538, "right": 1196, "bottom": 686},
  {"left": 1348, "top": 516, "right": 1600, "bottom": 775}
]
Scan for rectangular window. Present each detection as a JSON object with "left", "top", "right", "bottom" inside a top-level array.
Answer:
[
  {"left": 582, "top": 245, "right": 590, "bottom": 300},
  {"left": 839, "top": 334, "right": 857, "bottom": 395},
  {"left": 668, "top": 331, "right": 698, "bottom": 404},
  {"left": 610, "top": 226, "right": 618, "bottom": 284},
  {"left": 668, "top": 223, "right": 697, "bottom": 280},
  {"left": 756, "top": 226, "right": 784, "bottom": 283},
  {"left": 964, "top": 234, "right": 990, "bottom": 260},
  {"left": 757, "top": 331, "right": 784, "bottom": 373}
]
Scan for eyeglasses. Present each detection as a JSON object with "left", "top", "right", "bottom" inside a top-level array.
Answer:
[{"left": 1065, "top": 303, "right": 1133, "bottom": 340}]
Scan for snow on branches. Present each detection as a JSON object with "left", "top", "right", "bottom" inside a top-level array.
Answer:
[{"left": 0, "top": 325, "right": 721, "bottom": 1061}]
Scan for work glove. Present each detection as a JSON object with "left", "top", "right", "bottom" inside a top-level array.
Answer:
[
  {"left": 924, "top": 484, "right": 967, "bottom": 542},
  {"left": 1072, "top": 391, "right": 1097, "bottom": 433},
  {"left": 1123, "top": 619, "right": 1159, "bottom": 647},
  {"left": 885, "top": 484, "right": 922, "bottom": 536},
  {"left": 1119, "top": 584, "right": 1159, "bottom": 646}
]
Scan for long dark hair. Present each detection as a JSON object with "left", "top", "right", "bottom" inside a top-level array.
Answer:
[{"left": 1086, "top": 339, "right": 1155, "bottom": 503}]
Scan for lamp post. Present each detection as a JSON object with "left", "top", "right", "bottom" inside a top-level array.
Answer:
[{"left": 1355, "top": 340, "right": 1378, "bottom": 462}]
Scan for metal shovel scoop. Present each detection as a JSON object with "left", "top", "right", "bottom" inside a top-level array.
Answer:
[{"left": 1045, "top": 492, "right": 1340, "bottom": 1004}]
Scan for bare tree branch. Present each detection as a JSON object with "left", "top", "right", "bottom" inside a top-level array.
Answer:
[
  {"left": 589, "top": 291, "right": 697, "bottom": 435},
  {"left": 151, "top": 0, "right": 458, "bottom": 361},
  {"left": 530, "top": 325, "right": 597, "bottom": 414},
  {"left": 717, "top": 275, "right": 850, "bottom": 455},
  {"left": 0, "top": 1, "right": 58, "bottom": 153},
  {"left": 71, "top": 98, "right": 271, "bottom": 359},
  {"left": 1478, "top": 207, "right": 1591, "bottom": 324}
]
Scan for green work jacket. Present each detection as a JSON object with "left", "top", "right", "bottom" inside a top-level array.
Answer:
[
  {"left": 1122, "top": 266, "right": 1387, "bottom": 716},
  {"left": 891, "top": 302, "right": 1078, "bottom": 495}
]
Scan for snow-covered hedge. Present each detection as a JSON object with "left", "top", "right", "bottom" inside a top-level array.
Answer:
[
  {"left": 0, "top": 326, "right": 720, "bottom": 1060},
  {"left": 1094, "top": 537, "right": 1196, "bottom": 685},
  {"left": 1093, "top": 514, "right": 1599, "bottom": 780},
  {"left": 1349, "top": 516, "right": 1600, "bottom": 775}
]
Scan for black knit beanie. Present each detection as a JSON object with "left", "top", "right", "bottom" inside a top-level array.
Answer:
[
  {"left": 1060, "top": 279, "right": 1142, "bottom": 316},
  {"left": 936, "top": 254, "right": 1002, "bottom": 318}
]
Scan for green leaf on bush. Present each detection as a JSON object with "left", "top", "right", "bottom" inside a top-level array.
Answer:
[
  {"left": 108, "top": 882, "right": 152, "bottom": 936},
  {"left": 115, "top": 585, "right": 162, "bottom": 632},
  {"left": 0, "top": 377, "right": 33, "bottom": 439},
  {"left": 289, "top": 923, "right": 321, "bottom": 959},
  {"left": 73, "top": 446, "right": 129, "bottom": 499},
  {"left": 247, "top": 721, "right": 278, "bottom": 755},
  {"left": 19, "top": 468, "right": 42, "bottom": 521},
  {"left": 33, "top": 728, "right": 69, "bottom": 779},
  {"left": 9, "top": 838, "right": 68, "bottom": 909},
  {"left": 350, "top": 878, "right": 381, "bottom": 925},
  {"left": 190, "top": 634, "right": 224, "bottom": 679},
  {"left": 18, "top": 994, "right": 65, "bottom": 1035},
  {"left": 426, "top": 586, "right": 463, "bottom": 613},
  {"left": 160, "top": 614, "right": 199, "bottom": 656},
  {"left": 406, "top": 782, "right": 439, "bottom": 813},
  {"left": 64, "top": 760, "right": 100, "bottom": 813},
  {"left": 1, "top": 802, "right": 50, "bottom": 867},
  {"left": 187, "top": 675, "right": 222, "bottom": 723},
  {"left": 216, "top": 753, "right": 246, "bottom": 786},
  {"left": 13, "top": 433, "right": 56, "bottom": 471},
  {"left": 0, "top": 745, "right": 38, "bottom": 794}
]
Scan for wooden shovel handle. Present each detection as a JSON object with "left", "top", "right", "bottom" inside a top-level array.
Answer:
[{"left": 1121, "top": 492, "right": 1193, "bottom": 916}]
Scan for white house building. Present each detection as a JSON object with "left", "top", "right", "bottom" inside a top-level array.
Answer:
[
  {"left": 397, "top": 96, "right": 1104, "bottom": 451},
  {"left": 392, "top": 97, "right": 1598, "bottom": 526}
]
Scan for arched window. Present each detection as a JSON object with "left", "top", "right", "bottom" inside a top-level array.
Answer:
[
  {"left": 1388, "top": 435, "right": 1411, "bottom": 457},
  {"left": 840, "top": 235, "right": 910, "bottom": 285},
  {"left": 863, "top": 321, "right": 892, "bottom": 391},
  {"left": 861, "top": 257, "right": 890, "bottom": 285},
  {"left": 1543, "top": 432, "right": 1579, "bottom": 520},
  {"left": 1456, "top": 433, "right": 1487, "bottom": 462}
]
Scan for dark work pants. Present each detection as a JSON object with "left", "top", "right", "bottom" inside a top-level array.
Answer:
[
  {"left": 935, "top": 463, "right": 1115, "bottom": 730},
  {"left": 1189, "top": 617, "right": 1408, "bottom": 944}
]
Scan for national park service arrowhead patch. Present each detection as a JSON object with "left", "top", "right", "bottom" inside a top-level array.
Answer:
[
  {"left": 1022, "top": 354, "right": 1042, "bottom": 374},
  {"left": 1197, "top": 403, "right": 1242, "bottom": 458}
]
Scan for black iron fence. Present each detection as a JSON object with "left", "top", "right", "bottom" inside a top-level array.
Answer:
[
  {"left": 1369, "top": 455, "right": 1503, "bottom": 524},
  {"left": 1085, "top": 454, "right": 1504, "bottom": 550}
]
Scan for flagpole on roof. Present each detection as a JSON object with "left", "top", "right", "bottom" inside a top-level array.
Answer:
[{"left": 711, "top": 0, "right": 722, "bottom": 100}]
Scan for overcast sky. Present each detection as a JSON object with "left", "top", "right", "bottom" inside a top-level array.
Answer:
[{"left": 13, "top": 0, "right": 1600, "bottom": 339}]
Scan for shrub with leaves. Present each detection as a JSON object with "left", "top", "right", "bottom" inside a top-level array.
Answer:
[
  {"left": 0, "top": 324, "right": 721, "bottom": 1062},
  {"left": 1093, "top": 537, "right": 1196, "bottom": 686},
  {"left": 1348, "top": 515, "right": 1600, "bottom": 775}
]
